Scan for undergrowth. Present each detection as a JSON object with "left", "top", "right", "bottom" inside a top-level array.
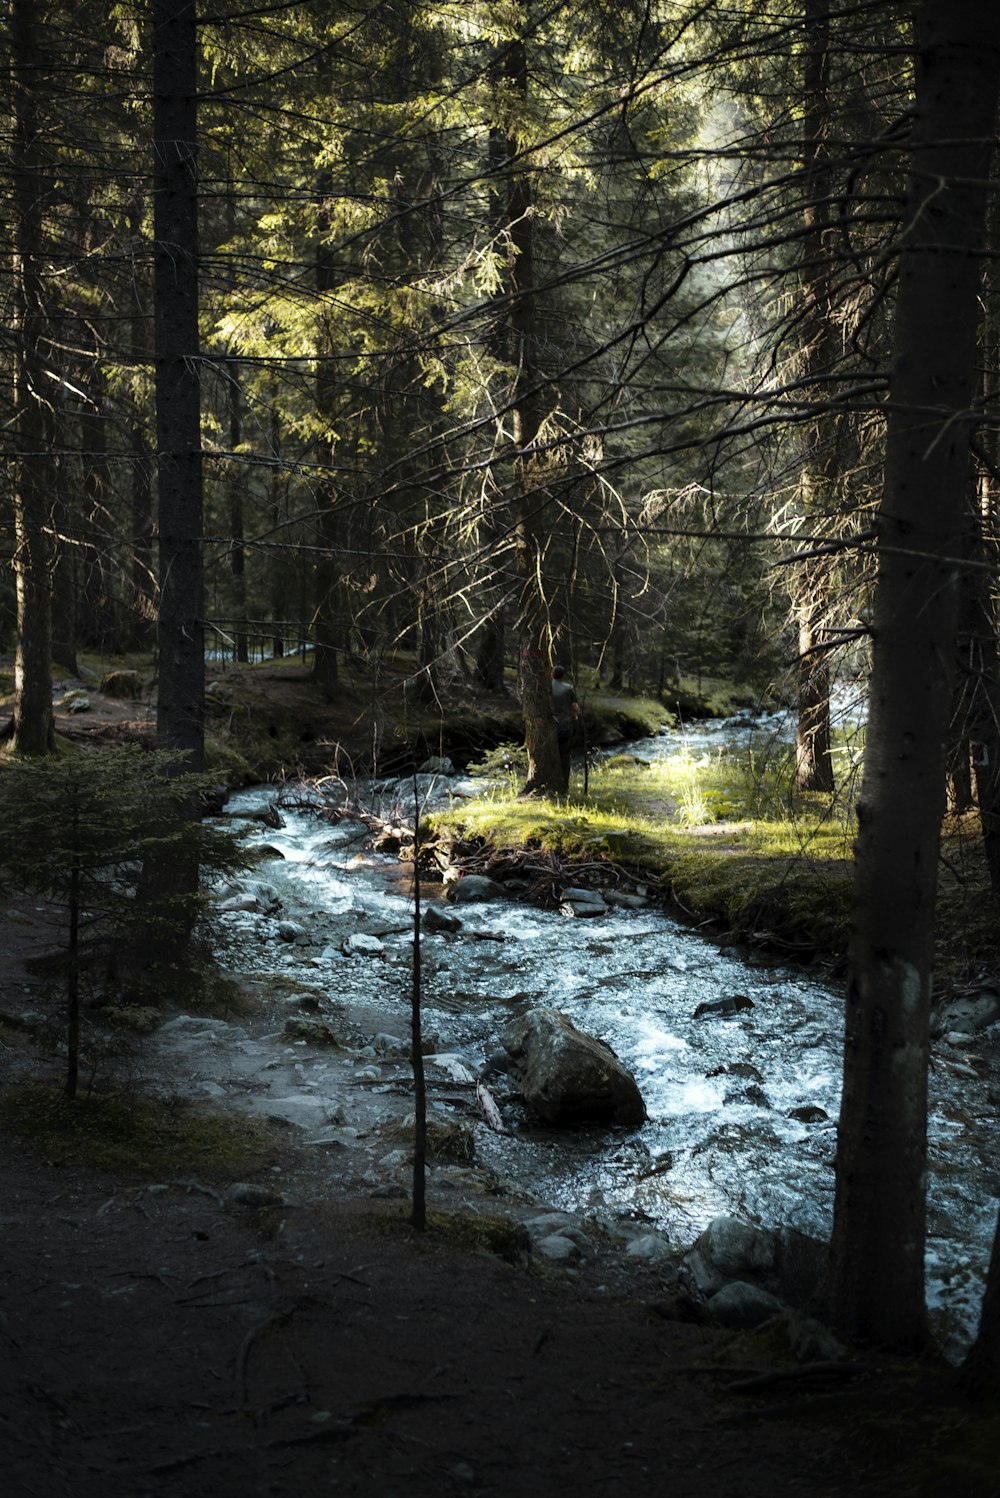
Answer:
[
  {"left": 0, "top": 1083, "right": 283, "bottom": 1177},
  {"left": 431, "top": 739, "right": 999, "bottom": 983}
]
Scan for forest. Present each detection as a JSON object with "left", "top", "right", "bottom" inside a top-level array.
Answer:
[{"left": 4, "top": 0, "right": 1000, "bottom": 1484}]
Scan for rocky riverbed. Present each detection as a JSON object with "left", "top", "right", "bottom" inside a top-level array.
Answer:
[{"left": 126, "top": 770, "right": 1000, "bottom": 1361}]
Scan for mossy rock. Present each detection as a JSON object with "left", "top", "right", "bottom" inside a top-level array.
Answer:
[
  {"left": 282, "top": 1016, "right": 349, "bottom": 1047},
  {"left": 375, "top": 1113, "right": 477, "bottom": 1166},
  {"left": 425, "top": 1208, "right": 531, "bottom": 1263},
  {"left": 204, "top": 733, "right": 255, "bottom": 786}
]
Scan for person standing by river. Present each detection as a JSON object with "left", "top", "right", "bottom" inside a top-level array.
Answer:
[{"left": 551, "top": 664, "right": 581, "bottom": 794}]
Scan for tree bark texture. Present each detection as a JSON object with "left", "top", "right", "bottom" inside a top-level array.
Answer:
[
  {"left": 963, "top": 1195, "right": 1000, "bottom": 1397},
  {"left": 961, "top": 503, "right": 1000, "bottom": 1389},
  {"left": 794, "top": 0, "right": 834, "bottom": 794},
  {"left": 228, "top": 375, "right": 249, "bottom": 663},
  {"left": 310, "top": 47, "right": 340, "bottom": 699},
  {"left": 496, "top": 37, "right": 563, "bottom": 796},
  {"left": 126, "top": 193, "right": 156, "bottom": 652},
  {"left": 830, "top": 0, "right": 1000, "bottom": 1350},
  {"left": 9, "top": 0, "right": 55, "bottom": 755},
  {"left": 957, "top": 473, "right": 1000, "bottom": 893},
  {"left": 153, "top": 0, "right": 204, "bottom": 771}
]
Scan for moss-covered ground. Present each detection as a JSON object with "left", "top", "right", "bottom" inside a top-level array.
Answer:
[
  {"left": 0, "top": 1082, "right": 285, "bottom": 1178},
  {"left": 429, "top": 738, "right": 998, "bottom": 993},
  {"left": 10, "top": 646, "right": 996, "bottom": 992}
]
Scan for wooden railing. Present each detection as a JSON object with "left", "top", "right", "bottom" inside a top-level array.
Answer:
[{"left": 203, "top": 619, "right": 315, "bottom": 666}]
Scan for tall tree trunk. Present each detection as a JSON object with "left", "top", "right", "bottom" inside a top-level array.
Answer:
[
  {"left": 9, "top": 0, "right": 55, "bottom": 755},
  {"left": 269, "top": 394, "right": 288, "bottom": 659},
  {"left": 959, "top": 250, "right": 1000, "bottom": 892},
  {"left": 50, "top": 393, "right": 79, "bottom": 675},
  {"left": 962, "top": 1200, "right": 1000, "bottom": 1397},
  {"left": 311, "top": 51, "right": 339, "bottom": 699},
  {"left": 79, "top": 352, "right": 112, "bottom": 652},
  {"left": 153, "top": 0, "right": 204, "bottom": 773},
  {"left": 829, "top": 0, "right": 1000, "bottom": 1351},
  {"left": 228, "top": 374, "right": 249, "bottom": 663},
  {"left": 794, "top": 0, "right": 835, "bottom": 794},
  {"left": 126, "top": 195, "right": 155, "bottom": 653},
  {"left": 495, "top": 36, "right": 562, "bottom": 796},
  {"left": 475, "top": 611, "right": 506, "bottom": 692},
  {"left": 957, "top": 468, "right": 1000, "bottom": 892}
]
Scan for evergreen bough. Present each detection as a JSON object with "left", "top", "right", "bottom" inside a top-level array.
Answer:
[{"left": 0, "top": 745, "right": 249, "bottom": 1098}]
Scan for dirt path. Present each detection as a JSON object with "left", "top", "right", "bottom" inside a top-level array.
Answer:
[{"left": 0, "top": 1143, "right": 949, "bottom": 1498}]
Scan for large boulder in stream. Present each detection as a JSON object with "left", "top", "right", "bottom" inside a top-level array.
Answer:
[{"left": 501, "top": 1008, "right": 646, "bottom": 1127}]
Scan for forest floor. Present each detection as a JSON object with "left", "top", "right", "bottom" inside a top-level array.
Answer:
[
  {"left": 0, "top": 1136, "right": 986, "bottom": 1498},
  {"left": 2, "top": 662, "right": 998, "bottom": 1495}
]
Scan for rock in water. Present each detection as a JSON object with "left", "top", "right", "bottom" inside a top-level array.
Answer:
[
  {"left": 501, "top": 1008, "right": 646, "bottom": 1126},
  {"left": 447, "top": 874, "right": 506, "bottom": 904},
  {"left": 424, "top": 904, "right": 462, "bottom": 934},
  {"left": 693, "top": 994, "right": 754, "bottom": 1020}
]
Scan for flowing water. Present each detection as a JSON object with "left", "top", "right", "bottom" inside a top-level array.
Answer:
[{"left": 184, "top": 710, "right": 999, "bottom": 1358}]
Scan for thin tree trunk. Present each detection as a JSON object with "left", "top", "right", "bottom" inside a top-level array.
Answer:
[
  {"left": 65, "top": 862, "right": 80, "bottom": 1101},
  {"left": 475, "top": 612, "right": 506, "bottom": 692},
  {"left": 228, "top": 374, "right": 249, "bottom": 663},
  {"left": 9, "top": 0, "right": 55, "bottom": 756},
  {"left": 959, "top": 253, "right": 1000, "bottom": 892},
  {"left": 495, "top": 37, "right": 562, "bottom": 796},
  {"left": 153, "top": 0, "right": 204, "bottom": 773},
  {"left": 269, "top": 394, "right": 287, "bottom": 659},
  {"left": 829, "top": 0, "right": 1000, "bottom": 1350},
  {"left": 126, "top": 195, "right": 155, "bottom": 653},
  {"left": 409, "top": 780, "right": 426, "bottom": 1230},
  {"left": 962, "top": 1205, "right": 1000, "bottom": 1397},
  {"left": 311, "top": 51, "right": 340, "bottom": 699},
  {"left": 78, "top": 354, "right": 111, "bottom": 652},
  {"left": 794, "top": 0, "right": 834, "bottom": 794},
  {"left": 958, "top": 471, "right": 1000, "bottom": 892},
  {"left": 50, "top": 390, "right": 79, "bottom": 676}
]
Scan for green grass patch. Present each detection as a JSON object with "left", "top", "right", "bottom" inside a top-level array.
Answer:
[
  {"left": 662, "top": 675, "right": 771, "bottom": 720},
  {"left": 423, "top": 1208, "right": 531, "bottom": 1262},
  {"left": 77, "top": 649, "right": 156, "bottom": 678},
  {"left": 0, "top": 1083, "right": 284, "bottom": 1177},
  {"left": 431, "top": 747, "right": 857, "bottom": 962},
  {"left": 364, "top": 1202, "right": 531, "bottom": 1263},
  {"left": 582, "top": 690, "right": 673, "bottom": 741},
  {"left": 432, "top": 740, "right": 1000, "bottom": 983}
]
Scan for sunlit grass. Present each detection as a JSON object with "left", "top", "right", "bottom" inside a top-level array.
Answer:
[
  {"left": 436, "top": 743, "right": 858, "bottom": 866},
  {"left": 583, "top": 742, "right": 857, "bottom": 857},
  {"left": 432, "top": 731, "right": 999, "bottom": 986},
  {"left": 429, "top": 784, "right": 670, "bottom": 863},
  {"left": 430, "top": 740, "right": 859, "bottom": 963}
]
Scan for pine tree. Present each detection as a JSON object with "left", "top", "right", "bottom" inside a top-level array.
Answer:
[
  {"left": 0, "top": 745, "right": 248, "bottom": 1097},
  {"left": 829, "top": 0, "right": 1000, "bottom": 1351}
]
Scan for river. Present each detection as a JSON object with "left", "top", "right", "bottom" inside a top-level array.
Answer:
[{"left": 172, "top": 709, "right": 999, "bottom": 1360}]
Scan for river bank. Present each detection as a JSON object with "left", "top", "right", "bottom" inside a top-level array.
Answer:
[
  {"left": 1, "top": 778, "right": 998, "bottom": 1497},
  {"left": 28, "top": 649, "right": 1000, "bottom": 1003},
  {"left": 1, "top": 1137, "right": 955, "bottom": 1498},
  {"left": 4, "top": 683, "right": 1000, "bottom": 1491}
]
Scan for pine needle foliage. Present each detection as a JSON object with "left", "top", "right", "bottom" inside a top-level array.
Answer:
[{"left": 0, "top": 745, "right": 250, "bottom": 1096}]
